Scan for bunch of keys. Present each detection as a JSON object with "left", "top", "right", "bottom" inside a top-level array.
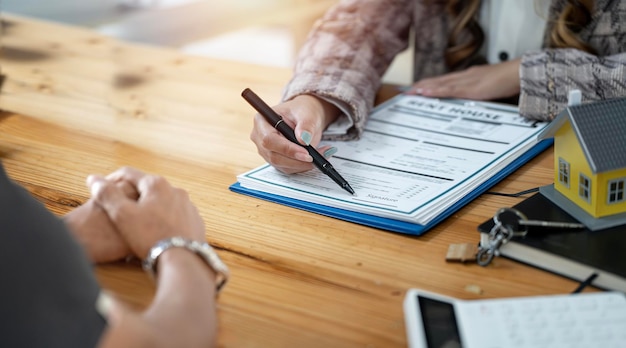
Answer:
[{"left": 476, "top": 207, "right": 585, "bottom": 266}]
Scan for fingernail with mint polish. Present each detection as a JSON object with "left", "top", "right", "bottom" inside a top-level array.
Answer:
[
  {"left": 300, "top": 131, "right": 312, "bottom": 145},
  {"left": 323, "top": 147, "right": 338, "bottom": 158}
]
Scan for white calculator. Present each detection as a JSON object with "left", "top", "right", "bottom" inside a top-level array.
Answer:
[{"left": 403, "top": 288, "right": 626, "bottom": 348}]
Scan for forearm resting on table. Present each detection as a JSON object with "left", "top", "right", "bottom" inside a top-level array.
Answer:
[{"left": 99, "top": 248, "right": 218, "bottom": 347}]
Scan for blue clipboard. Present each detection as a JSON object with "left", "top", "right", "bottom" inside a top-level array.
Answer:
[{"left": 229, "top": 138, "right": 553, "bottom": 236}]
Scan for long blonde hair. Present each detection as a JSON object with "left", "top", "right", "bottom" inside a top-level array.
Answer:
[
  {"left": 444, "top": 0, "right": 596, "bottom": 70},
  {"left": 550, "top": 0, "right": 596, "bottom": 53}
]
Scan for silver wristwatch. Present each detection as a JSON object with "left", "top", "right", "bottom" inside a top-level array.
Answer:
[{"left": 143, "top": 237, "right": 229, "bottom": 293}]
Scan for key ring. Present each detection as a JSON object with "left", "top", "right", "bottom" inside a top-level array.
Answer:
[
  {"left": 493, "top": 207, "right": 531, "bottom": 238},
  {"left": 476, "top": 222, "right": 512, "bottom": 266},
  {"left": 477, "top": 208, "right": 526, "bottom": 266},
  {"left": 477, "top": 207, "right": 584, "bottom": 266}
]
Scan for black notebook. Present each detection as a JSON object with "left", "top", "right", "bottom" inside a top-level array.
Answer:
[{"left": 477, "top": 193, "right": 626, "bottom": 292}]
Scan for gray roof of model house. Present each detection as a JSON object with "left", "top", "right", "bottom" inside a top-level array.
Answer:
[{"left": 538, "top": 98, "right": 626, "bottom": 174}]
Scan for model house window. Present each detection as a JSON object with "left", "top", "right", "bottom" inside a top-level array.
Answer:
[
  {"left": 558, "top": 158, "right": 570, "bottom": 187},
  {"left": 578, "top": 174, "right": 591, "bottom": 203},
  {"left": 608, "top": 178, "right": 626, "bottom": 204}
]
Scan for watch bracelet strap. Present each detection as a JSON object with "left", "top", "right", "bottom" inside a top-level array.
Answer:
[{"left": 142, "top": 237, "right": 229, "bottom": 293}]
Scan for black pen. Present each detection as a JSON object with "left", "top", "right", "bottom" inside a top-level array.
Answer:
[{"left": 241, "top": 88, "right": 355, "bottom": 195}]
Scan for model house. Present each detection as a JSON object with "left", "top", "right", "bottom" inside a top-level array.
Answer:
[{"left": 538, "top": 96, "right": 626, "bottom": 230}]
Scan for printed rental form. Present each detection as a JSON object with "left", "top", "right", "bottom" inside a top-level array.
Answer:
[{"left": 237, "top": 95, "right": 549, "bottom": 225}]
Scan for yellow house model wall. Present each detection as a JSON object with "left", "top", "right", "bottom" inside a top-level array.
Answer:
[
  {"left": 553, "top": 122, "right": 598, "bottom": 216},
  {"left": 554, "top": 122, "right": 626, "bottom": 218},
  {"left": 597, "top": 169, "right": 626, "bottom": 216}
]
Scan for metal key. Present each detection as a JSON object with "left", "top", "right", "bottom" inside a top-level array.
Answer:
[
  {"left": 476, "top": 207, "right": 585, "bottom": 266},
  {"left": 496, "top": 207, "right": 585, "bottom": 236}
]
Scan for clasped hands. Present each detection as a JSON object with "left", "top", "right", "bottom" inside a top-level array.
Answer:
[{"left": 64, "top": 167, "right": 206, "bottom": 264}]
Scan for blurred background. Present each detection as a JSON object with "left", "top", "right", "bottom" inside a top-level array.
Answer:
[{"left": 2, "top": 0, "right": 412, "bottom": 84}]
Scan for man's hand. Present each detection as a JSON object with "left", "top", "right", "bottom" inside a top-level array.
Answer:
[
  {"left": 64, "top": 180, "right": 138, "bottom": 263},
  {"left": 64, "top": 199, "right": 131, "bottom": 263},
  {"left": 88, "top": 167, "right": 207, "bottom": 259}
]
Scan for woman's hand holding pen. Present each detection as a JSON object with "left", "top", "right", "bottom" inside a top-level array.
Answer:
[{"left": 250, "top": 94, "right": 340, "bottom": 174}]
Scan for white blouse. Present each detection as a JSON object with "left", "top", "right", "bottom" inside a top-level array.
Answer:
[
  {"left": 480, "top": 0, "right": 550, "bottom": 63},
  {"left": 323, "top": 1, "right": 551, "bottom": 136}
]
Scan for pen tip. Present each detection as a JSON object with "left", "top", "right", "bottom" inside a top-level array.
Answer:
[{"left": 344, "top": 185, "right": 355, "bottom": 195}]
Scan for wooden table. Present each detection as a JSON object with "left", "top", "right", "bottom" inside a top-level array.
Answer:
[{"left": 0, "top": 15, "right": 595, "bottom": 348}]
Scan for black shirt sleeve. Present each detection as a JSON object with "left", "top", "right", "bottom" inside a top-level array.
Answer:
[{"left": 0, "top": 162, "right": 106, "bottom": 348}]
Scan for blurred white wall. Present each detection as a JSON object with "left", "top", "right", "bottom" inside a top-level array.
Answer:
[
  {"left": 2, "top": 0, "right": 413, "bottom": 84},
  {"left": 2, "top": 0, "right": 125, "bottom": 25}
]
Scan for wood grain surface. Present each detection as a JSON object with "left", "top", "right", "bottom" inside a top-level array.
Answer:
[{"left": 0, "top": 14, "right": 596, "bottom": 348}]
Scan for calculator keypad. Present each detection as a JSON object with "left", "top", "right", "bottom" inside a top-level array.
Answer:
[{"left": 458, "top": 292, "right": 626, "bottom": 348}]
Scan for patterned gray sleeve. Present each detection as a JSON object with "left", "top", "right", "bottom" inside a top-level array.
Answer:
[
  {"left": 519, "top": 49, "right": 626, "bottom": 121},
  {"left": 520, "top": 0, "right": 626, "bottom": 120},
  {"left": 282, "top": 0, "right": 414, "bottom": 141}
]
